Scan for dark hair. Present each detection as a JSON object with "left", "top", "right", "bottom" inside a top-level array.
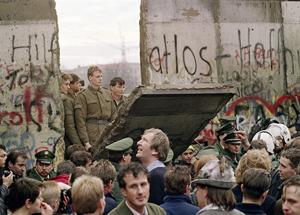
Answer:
[
  {"left": 70, "top": 151, "right": 92, "bottom": 167},
  {"left": 118, "top": 162, "right": 149, "bottom": 189},
  {"left": 70, "top": 73, "right": 80, "bottom": 84},
  {"left": 5, "top": 150, "right": 28, "bottom": 168},
  {"left": 207, "top": 186, "right": 235, "bottom": 211},
  {"left": 69, "top": 167, "right": 89, "bottom": 185},
  {"left": 281, "top": 148, "right": 300, "bottom": 169},
  {"left": 164, "top": 165, "right": 191, "bottom": 194},
  {"left": 110, "top": 77, "right": 125, "bottom": 86},
  {"left": 66, "top": 144, "right": 85, "bottom": 160},
  {"left": 57, "top": 160, "right": 76, "bottom": 175},
  {"left": 5, "top": 178, "right": 43, "bottom": 212},
  {"left": 108, "top": 150, "right": 127, "bottom": 163},
  {"left": 242, "top": 168, "right": 271, "bottom": 199},
  {"left": 0, "top": 144, "right": 6, "bottom": 151}
]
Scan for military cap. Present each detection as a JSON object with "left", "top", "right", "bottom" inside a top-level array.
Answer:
[
  {"left": 105, "top": 137, "right": 133, "bottom": 153},
  {"left": 192, "top": 157, "right": 236, "bottom": 189},
  {"left": 164, "top": 148, "right": 174, "bottom": 164},
  {"left": 224, "top": 138, "right": 241, "bottom": 145},
  {"left": 215, "top": 122, "right": 235, "bottom": 135},
  {"left": 35, "top": 149, "right": 55, "bottom": 164},
  {"left": 219, "top": 116, "right": 236, "bottom": 125}
]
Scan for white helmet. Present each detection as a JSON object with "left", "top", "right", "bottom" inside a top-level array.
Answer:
[
  {"left": 252, "top": 130, "right": 275, "bottom": 154},
  {"left": 266, "top": 123, "right": 291, "bottom": 144}
]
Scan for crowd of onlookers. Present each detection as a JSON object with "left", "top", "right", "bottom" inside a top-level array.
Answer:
[
  {"left": 1, "top": 66, "right": 300, "bottom": 215},
  {"left": 0, "top": 120, "right": 300, "bottom": 215}
]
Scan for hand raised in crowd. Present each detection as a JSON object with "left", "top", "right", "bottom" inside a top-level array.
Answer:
[
  {"left": 235, "top": 130, "right": 250, "bottom": 150},
  {"left": 40, "top": 202, "right": 54, "bottom": 215},
  {"left": 2, "top": 171, "right": 13, "bottom": 187}
]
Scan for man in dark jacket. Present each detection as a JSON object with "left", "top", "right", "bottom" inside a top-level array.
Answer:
[
  {"left": 160, "top": 165, "right": 200, "bottom": 215},
  {"left": 136, "top": 128, "right": 170, "bottom": 205},
  {"left": 235, "top": 168, "right": 271, "bottom": 215}
]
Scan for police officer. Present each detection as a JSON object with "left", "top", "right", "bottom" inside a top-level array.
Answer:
[
  {"left": 75, "top": 66, "right": 114, "bottom": 151},
  {"left": 26, "top": 148, "right": 56, "bottom": 182},
  {"left": 105, "top": 137, "right": 133, "bottom": 204}
]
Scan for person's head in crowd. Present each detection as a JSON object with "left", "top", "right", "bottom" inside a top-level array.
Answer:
[
  {"left": 194, "top": 154, "right": 217, "bottom": 177},
  {"left": 5, "top": 150, "right": 28, "bottom": 178},
  {"left": 105, "top": 137, "right": 133, "bottom": 166},
  {"left": 87, "top": 65, "right": 102, "bottom": 88},
  {"left": 0, "top": 144, "right": 7, "bottom": 168},
  {"left": 69, "top": 166, "right": 89, "bottom": 185},
  {"left": 65, "top": 144, "right": 85, "bottom": 160},
  {"left": 118, "top": 162, "right": 150, "bottom": 213},
  {"left": 110, "top": 77, "right": 125, "bottom": 99},
  {"left": 91, "top": 159, "right": 117, "bottom": 195},
  {"left": 42, "top": 181, "right": 61, "bottom": 213},
  {"left": 35, "top": 148, "right": 55, "bottom": 178},
  {"left": 5, "top": 177, "right": 52, "bottom": 214},
  {"left": 250, "top": 139, "right": 268, "bottom": 152},
  {"left": 181, "top": 145, "right": 195, "bottom": 164},
  {"left": 235, "top": 149, "right": 271, "bottom": 184},
  {"left": 279, "top": 148, "right": 300, "bottom": 181},
  {"left": 282, "top": 175, "right": 300, "bottom": 215},
  {"left": 241, "top": 168, "right": 271, "bottom": 205},
  {"left": 70, "top": 150, "right": 93, "bottom": 171},
  {"left": 192, "top": 157, "right": 236, "bottom": 210},
  {"left": 224, "top": 136, "right": 241, "bottom": 155},
  {"left": 57, "top": 160, "right": 76, "bottom": 176},
  {"left": 164, "top": 148, "right": 174, "bottom": 169},
  {"left": 164, "top": 165, "right": 191, "bottom": 195},
  {"left": 286, "top": 137, "right": 300, "bottom": 150},
  {"left": 61, "top": 73, "right": 72, "bottom": 95},
  {"left": 136, "top": 128, "right": 170, "bottom": 166},
  {"left": 69, "top": 73, "right": 81, "bottom": 94},
  {"left": 72, "top": 175, "right": 105, "bottom": 215}
]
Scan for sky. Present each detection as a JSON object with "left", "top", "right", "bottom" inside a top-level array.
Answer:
[{"left": 56, "top": 0, "right": 140, "bottom": 69}]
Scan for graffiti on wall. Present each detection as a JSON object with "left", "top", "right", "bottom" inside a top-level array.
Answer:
[{"left": 0, "top": 22, "right": 62, "bottom": 168}]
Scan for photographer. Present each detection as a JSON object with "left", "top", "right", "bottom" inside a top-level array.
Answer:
[{"left": 0, "top": 144, "right": 13, "bottom": 215}]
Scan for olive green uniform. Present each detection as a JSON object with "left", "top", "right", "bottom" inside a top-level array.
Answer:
[
  {"left": 26, "top": 168, "right": 56, "bottom": 182},
  {"left": 63, "top": 91, "right": 82, "bottom": 146},
  {"left": 75, "top": 85, "right": 114, "bottom": 146}
]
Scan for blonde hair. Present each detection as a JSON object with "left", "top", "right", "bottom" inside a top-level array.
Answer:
[
  {"left": 235, "top": 149, "right": 271, "bottom": 184},
  {"left": 144, "top": 128, "right": 170, "bottom": 161},
  {"left": 42, "top": 181, "right": 60, "bottom": 208},
  {"left": 72, "top": 175, "right": 104, "bottom": 214}
]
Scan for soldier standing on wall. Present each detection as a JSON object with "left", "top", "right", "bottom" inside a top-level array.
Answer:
[
  {"left": 63, "top": 73, "right": 82, "bottom": 148},
  {"left": 110, "top": 77, "right": 127, "bottom": 111},
  {"left": 74, "top": 66, "right": 114, "bottom": 151}
]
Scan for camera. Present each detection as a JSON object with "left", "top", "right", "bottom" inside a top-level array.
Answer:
[{"left": 3, "top": 170, "right": 11, "bottom": 177}]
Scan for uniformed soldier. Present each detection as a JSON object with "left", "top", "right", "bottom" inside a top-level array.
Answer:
[
  {"left": 109, "top": 77, "right": 127, "bottom": 111},
  {"left": 222, "top": 137, "right": 242, "bottom": 170},
  {"left": 74, "top": 66, "right": 114, "bottom": 151},
  {"left": 105, "top": 137, "right": 133, "bottom": 204},
  {"left": 63, "top": 73, "right": 82, "bottom": 147},
  {"left": 26, "top": 148, "right": 56, "bottom": 182}
]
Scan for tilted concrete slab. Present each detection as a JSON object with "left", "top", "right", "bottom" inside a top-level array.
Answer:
[{"left": 95, "top": 84, "right": 235, "bottom": 157}]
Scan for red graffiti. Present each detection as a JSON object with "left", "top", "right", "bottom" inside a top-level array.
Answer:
[
  {"left": 225, "top": 95, "right": 300, "bottom": 116},
  {"left": 0, "top": 111, "right": 23, "bottom": 125}
]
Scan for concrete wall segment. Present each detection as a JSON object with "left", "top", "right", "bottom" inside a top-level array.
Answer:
[{"left": 0, "top": 0, "right": 62, "bottom": 168}]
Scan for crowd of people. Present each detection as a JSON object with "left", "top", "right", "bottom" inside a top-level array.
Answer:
[{"left": 0, "top": 65, "right": 300, "bottom": 215}]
